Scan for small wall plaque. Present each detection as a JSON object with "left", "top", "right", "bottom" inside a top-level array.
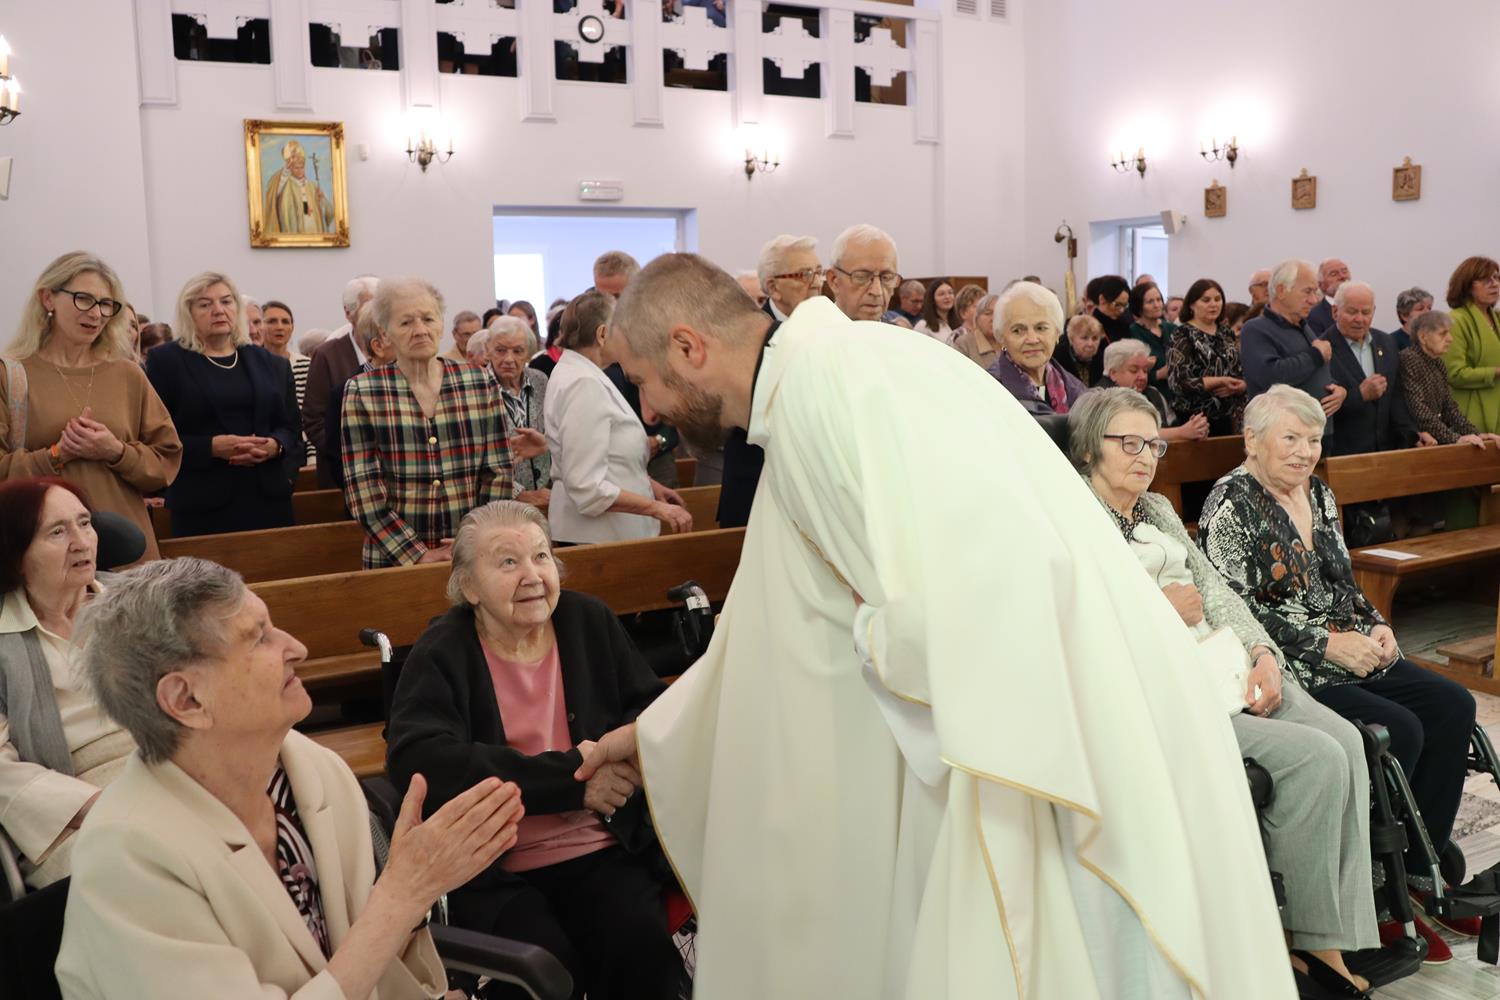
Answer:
[
  {"left": 1204, "top": 180, "right": 1227, "bottom": 218},
  {"left": 1393, "top": 156, "right": 1421, "bottom": 202},
  {"left": 1291, "top": 168, "right": 1317, "bottom": 211}
]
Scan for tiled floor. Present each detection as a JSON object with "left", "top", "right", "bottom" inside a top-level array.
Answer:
[{"left": 1372, "top": 593, "right": 1500, "bottom": 998}]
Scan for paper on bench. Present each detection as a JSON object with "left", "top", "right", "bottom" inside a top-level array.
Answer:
[{"left": 1360, "top": 547, "right": 1422, "bottom": 561}]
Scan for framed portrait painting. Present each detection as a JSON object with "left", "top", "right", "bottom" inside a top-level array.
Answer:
[{"left": 244, "top": 119, "right": 350, "bottom": 248}]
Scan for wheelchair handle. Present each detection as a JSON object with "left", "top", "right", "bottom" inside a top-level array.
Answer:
[{"left": 359, "top": 629, "right": 394, "bottom": 664}]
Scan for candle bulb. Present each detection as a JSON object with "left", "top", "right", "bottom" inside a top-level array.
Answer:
[{"left": 0, "top": 36, "right": 10, "bottom": 79}]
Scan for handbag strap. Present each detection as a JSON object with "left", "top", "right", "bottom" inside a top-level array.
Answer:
[{"left": 1, "top": 357, "right": 28, "bottom": 452}]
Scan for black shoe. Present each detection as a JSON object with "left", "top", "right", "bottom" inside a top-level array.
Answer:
[{"left": 1291, "top": 951, "right": 1372, "bottom": 1000}]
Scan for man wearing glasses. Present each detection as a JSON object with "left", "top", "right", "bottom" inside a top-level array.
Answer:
[
  {"left": 825, "top": 223, "right": 901, "bottom": 321},
  {"left": 755, "top": 234, "right": 822, "bottom": 323}
]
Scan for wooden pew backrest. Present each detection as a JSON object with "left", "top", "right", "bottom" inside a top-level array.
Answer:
[
  {"left": 151, "top": 488, "right": 349, "bottom": 541},
  {"left": 678, "top": 485, "right": 720, "bottom": 531},
  {"left": 159, "top": 521, "right": 366, "bottom": 583},
  {"left": 1318, "top": 443, "right": 1500, "bottom": 507},
  {"left": 1152, "top": 435, "right": 1245, "bottom": 513}
]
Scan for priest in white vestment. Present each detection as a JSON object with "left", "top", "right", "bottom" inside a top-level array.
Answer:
[{"left": 584, "top": 254, "right": 1295, "bottom": 999}]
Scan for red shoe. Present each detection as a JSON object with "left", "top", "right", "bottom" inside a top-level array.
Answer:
[
  {"left": 1410, "top": 889, "right": 1484, "bottom": 938},
  {"left": 1381, "top": 915, "right": 1453, "bottom": 965}
]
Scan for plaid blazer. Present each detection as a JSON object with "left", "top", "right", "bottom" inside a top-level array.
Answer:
[{"left": 340, "top": 361, "right": 514, "bottom": 568}]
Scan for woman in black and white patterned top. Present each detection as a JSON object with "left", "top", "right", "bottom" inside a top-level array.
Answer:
[{"left": 262, "top": 300, "right": 313, "bottom": 466}]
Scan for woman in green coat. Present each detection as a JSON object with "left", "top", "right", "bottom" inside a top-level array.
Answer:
[{"left": 1441, "top": 256, "right": 1500, "bottom": 526}]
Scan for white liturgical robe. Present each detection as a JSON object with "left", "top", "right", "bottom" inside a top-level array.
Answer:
[{"left": 636, "top": 297, "right": 1294, "bottom": 999}]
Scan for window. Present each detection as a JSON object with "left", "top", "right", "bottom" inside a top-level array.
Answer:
[
  {"left": 492, "top": 210, "right": 692, "bottom": 309},
  {"left": 171, "top": 14, "right": 270, "bottom": 64}
]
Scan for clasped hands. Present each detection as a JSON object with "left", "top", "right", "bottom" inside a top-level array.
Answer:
[
  {"left": 211, "top": 433, "right": 281, "bottom": 466},
  {"left": 574, "top": 724, "right": 641, "bottom": 817},
  {"left": 56, "top": 407, "right": 126, "bottom": 464},
  {"left": 1325, "top": 625, "right": 1398, "bottom": 678}
]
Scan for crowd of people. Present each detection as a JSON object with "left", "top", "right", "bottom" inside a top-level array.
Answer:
[{"left": 3, "top": 231, "right": 1500, "bottom": 998}]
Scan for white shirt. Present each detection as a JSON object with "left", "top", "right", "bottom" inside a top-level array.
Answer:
[{"left": 543, "top": 350, "right": 658, "bottom": 544}]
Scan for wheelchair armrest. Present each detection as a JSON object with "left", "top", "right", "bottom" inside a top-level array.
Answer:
[
  {"left": 1357, "top": 721, "right": 1391, "bottom": 757},
  {"left": 429, "top": 922, "right": 574, "bottom": 1000},
  {"left": 1243, "top": 757, "right": 1274, "bottom": 812}
]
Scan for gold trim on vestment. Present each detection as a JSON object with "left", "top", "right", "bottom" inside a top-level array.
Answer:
[
  {"left": 865, "top": 613, "right": 933, "bottom": 708},
  {"left": 949, "top": 758, "right": 1209, "bottom": 999},
  {"left": 635, "top": 725, "right": 700, "bottom": 918},
  {"left": 972, "top": 779, "right": 1028, "bottom": 999}
]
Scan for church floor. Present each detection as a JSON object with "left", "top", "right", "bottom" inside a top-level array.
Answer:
[{"left": 1375, "top": 590, "right": 1500, "bottom": 998}]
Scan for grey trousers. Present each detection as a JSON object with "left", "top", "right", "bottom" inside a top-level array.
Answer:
[{"left": 1232, "top": 681, "right": 1380, "bottom": 952}]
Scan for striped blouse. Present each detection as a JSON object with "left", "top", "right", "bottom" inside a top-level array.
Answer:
[
  {"left": 290, "top": 353, "right": 313, "bottom": 463},
  {"left": 268, "top": 763, "right": 331, "bottom": 958}
]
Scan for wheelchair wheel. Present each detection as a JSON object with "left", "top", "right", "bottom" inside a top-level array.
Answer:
[{"left": 1440, "top": 839, "right": 1467, "bottom": 889}]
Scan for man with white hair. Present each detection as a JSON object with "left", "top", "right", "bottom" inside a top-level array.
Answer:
[
  {"left": 826, "top": 224, "right": 900, "bottom": 322},
  {"left": 592, "top": 250, "right": 640, "bottom": 297},
  {"left": 1240, "top": 259, "right": 1347, "bottom": 428},
  {"left": 893, "top": 278, "right": 924, "bottom": 325},
  {"left": 1248, "top": 268, "right": 1272, "bottom": 307},
  {"left": 756, "top": 234, "right": 822, "bottom": 322},
  {"left": 1306, "top": 257, "right": 1351, "bottom": 334},
  {"left": 734, "top": 270, "right": 767, "bottom": 309},
  {"left": 303, "top": 274, "right": 379, "bottom": 486},
  {"left": 1323, "top": 281, "right": 1411, "bottom": 456},
  {"left": 582, "top": 252, "right": 1292, "bottom": 1000}
]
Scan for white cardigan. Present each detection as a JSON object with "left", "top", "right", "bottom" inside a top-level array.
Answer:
[
  {"left": 543, "top": 350, "right": 659, "bottom": 544},
  {"left": 56, "top": 731, "right": 446, "bottom": 1000}
]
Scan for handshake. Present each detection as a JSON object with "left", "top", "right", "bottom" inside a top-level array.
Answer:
[{"left": 575, "top": 724, "right": 642, "bottom": 817}]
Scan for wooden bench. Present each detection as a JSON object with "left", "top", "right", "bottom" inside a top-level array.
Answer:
[
  {"left": 292, "top": 527, "right": 746, "bottom": 776},
  {"left": 675, "top": 457, "right": 696, "bottom": 488},
  {"left": 295, "top": 466, "right": 319, "bottom": 492},
  {"left": 150, "top": 489, "right": 349, "bottom": 541},
  {"left": 677, "top": 484, "right": 719, "bottom": 531},
  {"left": 1317, "top": 444, "right": 1500, "bottom": 624},
  {"left": 1153, "top": 435, "right": 1245, "bottom": 519},
  {"left": 159, "top": 521, "right": 367, "bottom": 583}
]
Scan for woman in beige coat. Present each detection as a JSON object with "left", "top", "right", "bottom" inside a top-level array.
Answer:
[{"left": 56, "top": 558, "right": 524, "bottom": 999}]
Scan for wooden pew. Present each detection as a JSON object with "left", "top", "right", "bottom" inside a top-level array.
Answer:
[
  {"left": 284, "top": 527, "right": 746, "bottom": 777},
  {"left": 677, "top": 484, "right": 719, "bottom": 531},
  {"left": 151, "top": 489, "right": 349, "bottom": 541},
  {"left": 159, "top": 521, "right": 366, "bottom": 583},
  {"left": 295, "top": 466, "right": 319, "bottom": 492},
  {"left": 1152, "top": 435, "right": 1245, "bottom": 518},
  {"left": 675, "top": 456, "right": 697, "bottom": 488},
  {"left": 1317, "top": 443, "right": 1500, "bottom": 625}
]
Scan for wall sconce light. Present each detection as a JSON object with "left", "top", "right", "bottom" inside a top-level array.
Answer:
[
  {"left": 1111, "top": 147, "right": 1146, "bottom": 178},
  {"left": 0, "top": 36, "right": 21, "bottom": 126},
  {"left": 1200, "top": 135, "right": 1238, "bottom": 168},
  {"left": 406, "top": 132, "right": 453, "bottom": 172},
  {"left": 744, "top": 145, "right": 780, "bottom": 180}
]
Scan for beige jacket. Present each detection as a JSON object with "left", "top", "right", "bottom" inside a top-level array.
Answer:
[{"left": 56, "top": 730, "right": 446, "bottom": 999}]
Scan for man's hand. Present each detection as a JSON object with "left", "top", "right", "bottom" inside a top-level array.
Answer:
[
  {"left": 1325, "top": 630, "right": 1383, "bottom": 676},
  {"left": 230, "top": 437, "right": 281, "bottom": 466},
  {"left": 575, "top": 724, "right": 639, "bottom": 782},
  {"left": 1359, "top": 374, "right": 1388, "bottom": 402},
  {"left": 1245, "top": 653, "right": 1283, "bottom": 716},
  {"left": 1320, "top": 383, "right": 1348, "bottom": 417},
  {"left": 1313, "top": 339, "right": 1333, "bottom": 362},
  {"left": 1369, "top": 624, "right": 1400, "bottom": 667},
  {"left": 1161, "top": 582, "right": 1204, "bottom": 627}
]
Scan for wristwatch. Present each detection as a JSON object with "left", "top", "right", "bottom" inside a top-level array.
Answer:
[{"left": 653, "top": 434, "right": 669, "bottom": 452}]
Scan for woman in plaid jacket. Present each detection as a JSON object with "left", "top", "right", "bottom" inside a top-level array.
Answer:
[{"left": 340, "top": 278, "right": 516, "bottom": 569}]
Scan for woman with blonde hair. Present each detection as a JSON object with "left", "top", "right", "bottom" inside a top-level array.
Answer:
[
  {"left": 1, "top": 251, "right": 181, "bottom": 559},
  {"left": 145, "top": 272, "right": 299, "bottom": 536}
]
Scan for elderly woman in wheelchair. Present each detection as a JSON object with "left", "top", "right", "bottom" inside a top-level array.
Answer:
[
  {"left": 52, "top": 557, "right": 523, "bottom": 999},
  {"left": 1070, "top": 388, "right": 1379, "bottom": 998}
]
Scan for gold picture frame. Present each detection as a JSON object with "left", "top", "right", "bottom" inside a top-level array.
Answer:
[
  {"left": 1291, "top": 168, "right": 1316, "bottom": 210},
  {"left": 1204, "top": 181, "right": 1227, "bottom": 218},
  {"left": 1393, "top": 156, "right": 1421, "bottom": 202},
  {"left": 244, "top": 119, "right": 350, "bottom": 248}
]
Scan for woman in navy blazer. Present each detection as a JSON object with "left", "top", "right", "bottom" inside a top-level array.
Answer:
[{"left": 145, "top": 273, "right": 300, "bottom": 536}]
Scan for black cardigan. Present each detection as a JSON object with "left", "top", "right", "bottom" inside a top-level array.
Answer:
[{"left": 385, "top": 590, "right": 666, "bottom": 887}]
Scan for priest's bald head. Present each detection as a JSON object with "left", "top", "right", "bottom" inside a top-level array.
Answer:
[{"left": 608, "top": 253, "right": 774, "bottom": 451}]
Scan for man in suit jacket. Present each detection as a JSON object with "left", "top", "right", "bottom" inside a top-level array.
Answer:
[
  {"left": 1323, "top": 281, "right": 1414, "bottom": 456},
  {"left": 1240, "top": 259, "right": 1348, "bottom": 433},
  {"left": 1305, "top": 257, "right": 1350, "bottom": 335},
  {"left": 303, "top": 277, "right": 376, "bottom": 487}
]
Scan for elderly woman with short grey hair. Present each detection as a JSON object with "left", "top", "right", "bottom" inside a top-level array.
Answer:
[
  {"left": 1199, "top": 384, "right": 1479, "bottom": 958},
  {"left": 386, "top": 500, "right": 685, "bottom": 1000},
  {"left": 487, "top": 316, "right": 553, "bottom": 504},
  {"left": 1070, "top": 387, "right": 1377, "bottom": 995},
  {"left": 951, "top": 292, "right": 999, "bottom": 369},
  {"left": 1399, "top": 310, "right": 1500, "bottom": 449},
  {"left": 55, "top": 556, "right": 523, "bottom": 1000},
  {"left": 986, "top": 281, "right": 1086, "bottom": 415},
  {"left": 1393, "top": 287, "right": 1435, "bottom": 351},
  {"left": 340, "top": 276, "right": 533, "bottom": 569},
  {"left": 1100, "top": 340, "right": 1210, "bottom": 441}
]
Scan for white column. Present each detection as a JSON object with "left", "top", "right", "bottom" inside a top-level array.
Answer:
[
  {"left": 728, "top": 0, "right": 760, "bottom": 128},
  {"left": 518, "top": 0, "right": 556, "bottom": 122},
  {"left": 270, "top": 0, "right": 313, "bottom": 111},
  {"left": 134, "top": 0, "right": 178, "bottom": 107},
  {"left": 909, "top": 18, "right": 939, "bottom": 144},
  {"left": 398, "top": 0, "right": 439, "bottom": 110},
  {"left": 629, "top": 7, "right": 664, "bottom": 127},
  {"left": 820, "top": 8, "right": 854, "bottom": 138}
]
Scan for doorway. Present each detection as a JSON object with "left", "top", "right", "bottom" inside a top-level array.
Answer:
[
  {"left": 1087, "top": 216, "right": 1170, "bottom": 295},
  {"left": 491, "top": 208, "right": 695, "bottom": 311}
]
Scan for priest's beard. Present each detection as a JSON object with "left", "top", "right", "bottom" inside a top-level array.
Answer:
[{"left": 662, "top": 368, "right": 730, "bottom": 451}]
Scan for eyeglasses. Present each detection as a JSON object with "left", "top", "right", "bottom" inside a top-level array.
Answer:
[
  {"left": 830, "top": 266, "right": 902, "bottom": 291},
  {"left": 52, "top": 287, "right": 122, "bottom": 318},
  {"left": 771, "top": 268, "right": 823, "bottom": 286},
  {"left": 1103, "top": 433, "right": 1168, "bottom": 458}
]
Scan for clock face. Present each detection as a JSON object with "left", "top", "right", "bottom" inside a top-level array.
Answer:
[{"left": 579, "top": 14, "right": 605, "bottom": 43}]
